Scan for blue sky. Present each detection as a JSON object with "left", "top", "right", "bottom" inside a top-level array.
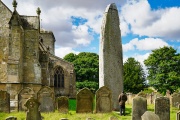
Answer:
[{"left": 2, "top": 0, "right": 180, "bottom": 66}]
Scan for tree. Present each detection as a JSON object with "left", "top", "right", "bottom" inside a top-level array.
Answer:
[
  {"left": 123, "top": 57, "right": 147, "bottom": 94},
  {"left": 144, "top": 46, "right": 180, "bottom": 94},
  {"left": 63, "top": 52, "right": 99, "bottom": 93}
]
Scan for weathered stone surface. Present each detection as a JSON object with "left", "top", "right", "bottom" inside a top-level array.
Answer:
[
  {"left": 18, "top": 87, "right": 35, "bottom": 111},
  {"left": 96, "top": 86, "right": 112, "bottom": 113},
  {"left": 141, "top": 111, "right": 160, "bottom": 120},
  {"left": 171, "top": 92, "right": 180, "bottom": 108},
  {"left": 0, "top": 90, "right": 10, "bottom": 113},
  {"left": 5, "top": 116, "right": 17, "bottom": 120},
  {"left": 155, "top": 97, "right": 170, "bottom": 120},
  {"left": 132, "top": 96, "right": 147, "bottom": 120},
  {"left": 76, "top": 88, "right": 94, "bottom": 113},
  {"left": 37, "top": 86, "right": 55, "bottom": 112},
  {"left": 25, "top": 97, "right": 42, "bottom": 120},
  {"left": 57, "top": 96, "right": 69, "bottom": 113},
  {"left": 99, "top": 3, "right": 123, "bottom": 110},
  {"left": 177, "top": 111, "right": 180, "bottom": 120}
]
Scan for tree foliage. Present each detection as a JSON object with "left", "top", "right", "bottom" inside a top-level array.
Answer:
[
  {"left": 63, "top": 52, "right": 99, "bottom": 92},
  {"left": 123, "top": 57, "right": 147, "bottom": 94},
  {"left": 144, "top": 46, "right": 180, "bottom": 94}
]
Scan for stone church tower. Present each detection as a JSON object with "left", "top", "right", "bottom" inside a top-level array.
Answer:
[{"left": 0, "top": 0, "right": 76, "bottom": 109}]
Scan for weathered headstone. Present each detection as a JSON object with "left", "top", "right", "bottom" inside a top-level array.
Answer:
[
  {"left": 57, "top": 96, "right": 69, "bottom": 113},
  {"left": 171, "top": 93, "right": 180, "bottom": 108},
  {"left": 136, "top": 91, "right": 147, "bottom": 98},
  {"left": 141, "top": 111, "right": 160, "bottom": 120},
  {"left": 25, "top": 97, "right": 42, "bottom": 120},
  {"left": 76, "top": 88, "right": 93, "bottom": 113},
  {"left": 155, "top": 97, "right": 170, "bottom": 120},
  {"left": 18, "top": 87, "right": 35, "bottom": 111},
  {"left": 177, "top": 111, "right": 180, "bottom": 120},
  {"left": 6, "top": 116, "right": 17, "bottom": 120},
  {"left": 99, "top": 3, "right": 123, "bottom": 110},
  {"left": 132, "top": 96, "right": 147, "bottom": 120},
  {"left": 0, "top": 90, "right": 10, "bottom": 113},
  {"left": 37, "top": 86, "right": 55, "bottom": 112},
  {"left": 96, "top": 86, "right": 112, "bottom": 113}
]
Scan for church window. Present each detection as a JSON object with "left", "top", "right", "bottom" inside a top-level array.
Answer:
[{"left": 54, "top": 66, "right": 64, "bottom": 88}]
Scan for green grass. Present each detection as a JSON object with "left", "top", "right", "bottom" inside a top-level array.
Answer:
[{"left": 0, "top": 103, "right": 178, "bottom": 120}]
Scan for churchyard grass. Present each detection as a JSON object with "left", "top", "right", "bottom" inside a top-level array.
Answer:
[{"left": 0, "top": 103, "right": 178, "bottom": 120}]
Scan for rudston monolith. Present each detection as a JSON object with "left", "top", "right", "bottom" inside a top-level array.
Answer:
[{"left": 99, "top": 3, "right": 123, "bottom": 110}]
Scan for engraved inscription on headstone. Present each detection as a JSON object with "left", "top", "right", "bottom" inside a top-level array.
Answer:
[
  {"left": 24, "top": 97, "right": 42, "bottom": 120},
  {"left": 96, "top": 86, "right": 112, "bottom": 113},
  {"left": 155, "top": 97, "right": 170, "bottom": 120},
  {"left": 57, "top": 96, "right": 69, "bottom": 113},
  {"left": 37, "top": 86, "right": 55, "bottom": 112},
  {"left": 18, "top": 87, "right": 34, "bottom": 111},
  {"left": 76, "top": 88, "right": 93, "bottom": 113},
  {"left": 0, "top": 90, "right": 10, "bottom": 113}
]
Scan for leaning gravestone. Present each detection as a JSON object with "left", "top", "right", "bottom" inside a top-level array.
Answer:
[
  {"left": 25, "top": 97, "right": 42, "bottom": 120},
  {"left": 76, "top": 88, "right": 93, "bottom": 113},
  {"left": 37, "top": 86, "right": 55, "bottom": 112},
  {"left": 18, "top": 87, "right": 35, "bottom": 111},
  {"left": 155, "top": 97, "right": 170, "bottom": 120},
  {"left": 96, "top": 86, "right": 112, "bottom": 113},
  {"left": 141, "top": 111, "right": 160, "bottom": 120},
  {"left": 171, "top": 93, "right": 180, "bottom": 108},
  {"left": 0, "top": 90, "right": 10, "bottom": 113},
  {"left": 57, "top": 96, "right": 69, "bottom": 113},
  {"left": 132, "top": 96, "right": 147, "bottom": 120}
]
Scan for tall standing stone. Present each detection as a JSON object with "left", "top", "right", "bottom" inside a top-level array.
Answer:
[{"left": 99, "top": 3, "right": 123, "bottom": 110}]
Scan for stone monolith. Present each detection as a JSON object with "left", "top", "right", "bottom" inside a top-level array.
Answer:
[{"left": 99, "top": 3, "right": 123, "bottom": 110}]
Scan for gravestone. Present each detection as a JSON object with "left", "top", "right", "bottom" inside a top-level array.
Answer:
[
  {"left": 6, "top": 116, "right": 17, "bottom": 120},
  {"left": 96, "top": 86, "right": 112, "bottom": 113},
  {"left": 155, "top": 97, "right": 170, "bottom": 120},
  {"left": 177, "top": 111, "right": 180, "bottom": 120},
  {"left": 137, "top": 91, "right": 147, "bottom": 98},
  {"left": 132, "top": 96, "right": 147, "bottom": 120},
  {"left": 25, "top": 97, "right": 42, "bottom": 120},
  {"left": 18, "top": 87, "right": 35, "bottom": 111},
  {"left": 37, "top": 86, "right": 55, "bottom": 112},
  {"left": 0, "top": 90, "right": 10, "bottom": 113},
  {"left": 141, "top": 111, "right": 160, "bottom": 120},
  {"left": 57, "top": 96, "right": 69, "bottom": 113},
  {"left": 171, "top": 93, "right": 180, "bottom": 107},
  {"left": 76, "top": 88, "right": 93, "bottom": 113}
]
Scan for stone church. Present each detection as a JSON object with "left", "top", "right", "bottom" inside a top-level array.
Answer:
[{"left": 0, "top": 0, "right": 76, "bottom": 107}]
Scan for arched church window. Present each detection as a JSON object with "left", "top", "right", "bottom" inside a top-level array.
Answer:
[{"left": 54, "top": 66, "right": 64, "bottom": 88}]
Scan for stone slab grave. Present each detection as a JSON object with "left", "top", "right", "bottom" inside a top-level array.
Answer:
[
  {"left": 37, "top": 86, "right": 55, "bottom": 112},
  {"left": 155, "top": 97, "right": 170, "bottom": 120},
  {"left": 25, "top": 97, "right": 42, "bottom": 120},
  {"left": 141, "top": 111, "right": 160, "bottom": 120},
  {"left": 132, "top": 96, "right": 147, "bottom": 120},
  {"left": 171, "top": 92, "right": 180, "bottom": 108},
  {"left": 76, "top": 88, "right": 93, "bottom": 113},
  {"left": 96, "top": 86, "right": 112, "bottom": 113},
  {"left": 18, "top": 87, "right": 34, "bottom": 111},
  {"left": 57, "top": 96, "right": 69, "bottom": 113},
  {"left": 0, "top": 90, "right": 10, "bottom": 113}
]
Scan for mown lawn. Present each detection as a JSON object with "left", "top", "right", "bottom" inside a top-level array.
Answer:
[{"left": 0, "top": 99, "right": 178, "bottom": 120}]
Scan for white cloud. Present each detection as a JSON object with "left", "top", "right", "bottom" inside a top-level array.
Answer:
[
  {"left": 55, "top": 47, "right": 80, "bottom": 58},
  {"left": 123, "top": 38, "right": 169, "bottom": 52}
]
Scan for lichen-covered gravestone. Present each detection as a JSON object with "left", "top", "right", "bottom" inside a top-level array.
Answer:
[
  {"left": 18, "top": 87, "right": 35, "bottom": 111},
  {"left": 96, "top": 86, "right": 112, "bottom": 113},
  {"left": 57, "top": 96, "right": 69, "bottom": 113},
  {"left": 155, "top": 97, "right": 170, "bottom": 120},
  {"left": 76, "top": 88, "right": 93, "bottom": 113},
  {"left": 37, "top": 86, "right": 55, "bottom": 112},
  {"left": 132, "top": 96, "right": 147, "bottom": 120},
  {"left": 0, "top": 90, "right": 10, "bottom": 113},
  {"left": 141, "top": 111, "right": 160, "bottom": 120},
  {"left": 25, "top": 97, "right": 41, "bottom": 120},
  {"left": 171, "top": 92, "right": 180, "bottom": 108}
]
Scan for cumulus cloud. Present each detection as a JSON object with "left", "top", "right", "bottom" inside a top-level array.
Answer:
[
  {"left": 55, "top": 47, "right": 80, "bottom": 58},
  {"left": 123, "top": 38, "right": 169, "bottom": 52}
]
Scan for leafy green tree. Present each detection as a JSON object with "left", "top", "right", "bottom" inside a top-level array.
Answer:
[
  {"left": 63, "top": 52, "right": 99, "bottom": 92},
  {"left": 144, "top": 46, "right": 180, "bottom": 94},
  {"left": 123, "top": 57, "right": 147, "bottom": 94}
]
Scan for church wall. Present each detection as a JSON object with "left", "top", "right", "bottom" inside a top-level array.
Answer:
[{"left": 0, "top": 1, "right": 12, "bottom": 82}]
